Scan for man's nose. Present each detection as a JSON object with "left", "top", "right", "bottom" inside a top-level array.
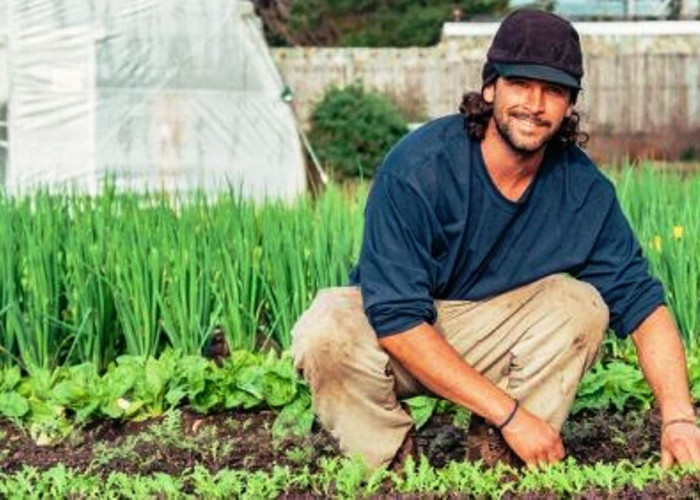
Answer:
[{"left": 524, "top": 86, "right": 546, "bottom": 114}]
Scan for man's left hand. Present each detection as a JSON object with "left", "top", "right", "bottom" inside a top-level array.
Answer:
[{"left": 661, "top": 420, "right": 700, "bottom": 469}]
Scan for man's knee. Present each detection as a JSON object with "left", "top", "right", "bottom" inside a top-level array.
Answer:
[
  {"left": 292, "top": 289, "right": 352, "bottom": 362},
  {"left": 291, "top": 287, "right": 373, "bottom": 388},
  {"left": 538, "top": 274, "right": 609, "bottom": 348}
]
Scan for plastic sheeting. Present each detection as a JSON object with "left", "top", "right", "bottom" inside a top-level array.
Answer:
[{"left": 4, "top": 0, "right": 307, "bottom": 201}]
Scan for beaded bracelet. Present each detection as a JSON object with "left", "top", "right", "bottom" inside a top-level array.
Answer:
[
  {"left": 497, "top": 399, "right": 520, "bottom": 431},
  {"left": 662, "top": 418, "right": 697, "bottom": 434}
]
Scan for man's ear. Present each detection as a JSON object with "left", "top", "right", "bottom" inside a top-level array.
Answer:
[
  {"left": 565, "top": 103, "right": 574, "bottom": 118},
  {"left": 482, "top": 83, "right": 495, "bottom": 104}
]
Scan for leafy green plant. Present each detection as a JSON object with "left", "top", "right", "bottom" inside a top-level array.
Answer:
[
  {"left": 0, "top": 365, "right": 28, "bottom": 418},
  {"left": 396, "top": 455, "right": 445, "bottom": 495},
  {"left": 309, "top": 84, "right": 408, "bottom": 180},
  {"left": 403, "top": 395, "right": 439, "bottom": 430},
  {"left": 573, "top": 360, "right": 652, "bottom": 414},
  {"left": 0, "top": 349, "right": 312, "bottom": 445},
  {"left": 1, "top": 456, "right": 699, "bottom": 498}
]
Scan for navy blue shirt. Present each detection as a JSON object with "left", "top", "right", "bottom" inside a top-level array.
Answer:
[{"left": 348, "top": 114, "right": 665, "bottom": 339}]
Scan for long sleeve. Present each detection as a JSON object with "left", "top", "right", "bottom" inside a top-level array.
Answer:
[
  {"left": 357, "top": 171, "right": 442, "bottom": 337},
  {"left": 575, "top": 193, "right": 666, "bottom": 339}
]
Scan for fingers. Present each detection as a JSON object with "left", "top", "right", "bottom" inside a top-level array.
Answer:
[
  {"left": 544, "top": 439, "right": 566, "bottom": 464},
  {"left": 661, "top": 448, "right": 674, "bottom": 469},
  {"left": 662, "top": 423, "right": 700, "bottom": 469},
  {"left": 524, "top": 437, "right": 566, "bottom": 469},
  {"left": 504, "top": 412, "right": 566, "bottom": 469},
  {"left": 674, "top": 445, "right": 694, "bottom": 465},
  {"left": 668, "top": 442, "right": 700, "bottom": 467},
  {"left": 689, "top": 442, "right": 700, "bottom": 466},
  {"left": 555, "top": 438, "right": 566, "bottom": 460}
]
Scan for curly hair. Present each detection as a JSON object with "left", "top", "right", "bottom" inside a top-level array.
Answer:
[{"left": 458, "top": 91, "right": 589, "bottom": 149}]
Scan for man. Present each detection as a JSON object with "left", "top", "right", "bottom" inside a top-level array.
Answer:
[{"left": 291, "top": 9, "right": 700, "bottom": 470}]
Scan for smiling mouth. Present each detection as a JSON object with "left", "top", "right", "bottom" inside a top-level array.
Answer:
[{"left": 510, "top": 112, "right": 550, "bottom": 128}]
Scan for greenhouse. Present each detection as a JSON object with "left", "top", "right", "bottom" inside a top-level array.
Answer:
[{"left": 0, "top": 0, "right": 306, "bottom": 200}]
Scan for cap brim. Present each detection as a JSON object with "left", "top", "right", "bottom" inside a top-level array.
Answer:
[{"left": 493, "top": 63, "right": 580, "bottom": 90}]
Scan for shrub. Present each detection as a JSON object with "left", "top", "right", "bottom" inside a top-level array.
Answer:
[
  {"left": 308, "top": 84, "right": 409, "bottom": 180},
  {"left": 680, "top": 146, "right": 698, "bottom": 162}
]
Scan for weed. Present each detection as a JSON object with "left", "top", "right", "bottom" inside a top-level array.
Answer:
[
  {"left": 145, "top": 409, "right": 183, "bottom": 445},
  {"left": 88, "top": 436, "right": 141, "bottom": 472},
  {"left": 284, "top": 444, "right": 315, "bottom": 465},
  {"left": 222, "top": 417, "right": 240, "bottom": 432}
]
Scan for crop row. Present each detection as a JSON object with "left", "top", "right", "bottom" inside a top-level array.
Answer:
[
  {"left": 1, "top": 457, "right": 699, "bottom": 499},
  {"left": 0, "top": 349, "right": 310, "bottom": 445},
  {"left": 1, "top": 345, "right": 698, "bottom": 446},
  {"left": 0, "top": 166, "right": 698, "bottom": 373},
  {"left": 0, "top": 183, "right": 365, "bottom": 372}
]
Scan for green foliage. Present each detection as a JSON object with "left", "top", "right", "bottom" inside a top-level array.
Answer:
[
  {"left": 0, "top": 182, "right": 366, "bottom": 371},
  {"left": 572, "top": 360, "right": 653, "bottom": 414},
  {"left": 3, "top": 167, "right": 700, "bottom": 372},
  {"left": 264, "top": 0, "right": 509, "bottom": 47},
  {"left": 339, "top": 5, "right": 451, "bottom": 47},
  {"left": 1, "top": 348, "right": 697, "bottom": 447},
  {"left": 0, "top": 391, "right": 28, "bottom": 418},
  {"left": 403, "top": 395, "right": 439, "bottom": 430},
  {"left": 89, "top": 408, "right": 236, "bottom": 473},
  {"left": 0, "top": 349, "right": 313, "bottom": 445},
  {"left": 1, "top": 449, "right": 699, "bottom": 497},
  {"left": 272, "top": 391, "right": 314, "bottom": 439},
  {"left": 611, "top": 166, "right": 700, "bottom": 353},
  {"left": 2, "top": 166, "right": 700, "bottom": 444},
  {"left": 309, "top": 84, "right": 408, "bottom": 180},
  {"left": 680, "top": 146, "right": 698, "bottom": 162}
]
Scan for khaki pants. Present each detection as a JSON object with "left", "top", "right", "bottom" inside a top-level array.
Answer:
[{"left": 291, "top": 274, "right": 609, "bottom": 469}]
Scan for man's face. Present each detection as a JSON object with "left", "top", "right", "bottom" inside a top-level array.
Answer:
[{"left": 483, "top": 76, "right": 574, "bottom": 155}]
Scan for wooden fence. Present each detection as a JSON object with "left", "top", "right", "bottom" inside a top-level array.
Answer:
[{"left": 272, "top": 22, "right": 700, "bottom": 161}]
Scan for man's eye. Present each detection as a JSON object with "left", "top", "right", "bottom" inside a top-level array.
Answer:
[{"left": 547, "top": 86, "right": 565, "bottom": 96}]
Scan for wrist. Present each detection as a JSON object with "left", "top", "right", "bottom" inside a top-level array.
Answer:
[
  {"left": 496, "top": 398, "right": 519, "bottom": 431},
  {"left": 661, "top": 417, "right": 697, "bottom": 434},
  {"left": 660, "top": 400, "right": 696, "bottom": 423}
]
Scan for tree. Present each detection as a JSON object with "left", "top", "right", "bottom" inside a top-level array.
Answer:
[{"left": 252, "top": 0, "right": 509, "bottom": 47}]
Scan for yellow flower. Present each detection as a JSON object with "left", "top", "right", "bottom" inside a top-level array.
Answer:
[
  {"left": 673, "top": 226, "right": 684, "bottom": 240},
  {"left": 652, "top": 235, "right": 662, "bottom": 252}
]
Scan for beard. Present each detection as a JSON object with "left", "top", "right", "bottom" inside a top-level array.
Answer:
[{"left": 493, "top": 108, "right": 560, "bottom": 157}]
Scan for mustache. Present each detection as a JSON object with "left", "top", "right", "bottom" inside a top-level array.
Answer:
[{"left": 508, "top": 111, "right": 551, "bottom": 127}]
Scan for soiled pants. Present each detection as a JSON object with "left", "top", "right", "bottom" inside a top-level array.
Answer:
[{"left": 291, "top": 274, "right": 609, "bottom": 469}]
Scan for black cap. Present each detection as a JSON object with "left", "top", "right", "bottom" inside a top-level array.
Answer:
[{"left": 483, "top": 9, "right": 583, "bottom": 90}]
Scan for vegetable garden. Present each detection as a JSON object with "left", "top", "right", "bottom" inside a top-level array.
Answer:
[{"left": 1, "top": 166, "right": 700, "bottom": 498}]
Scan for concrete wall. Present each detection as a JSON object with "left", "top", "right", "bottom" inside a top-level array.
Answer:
[{"left": 272, "top": 22, "right": 700, "bottom": 161}]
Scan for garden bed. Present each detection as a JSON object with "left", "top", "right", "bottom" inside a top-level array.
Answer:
[{"left": 2, "top": 404, "right": 699, "bottom": 497}]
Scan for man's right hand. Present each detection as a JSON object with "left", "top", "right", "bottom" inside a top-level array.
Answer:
[
  {"left": 379, "top": 322, "right": 567, "bottom": 467},
  {"left": 500, "top": 405, "right": 566, "bottom": 466}
]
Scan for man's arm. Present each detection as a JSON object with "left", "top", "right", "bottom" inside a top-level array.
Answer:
[
  {"left": 631, "top": 305, "right": 700, "bottom": 468},
  {"left": 379, "top": 322, "right": 565, "bottom": 465}
]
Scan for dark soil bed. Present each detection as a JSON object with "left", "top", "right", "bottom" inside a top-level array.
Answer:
[{"left": 1, "top": 404, "right": 699, "bottom": 497}]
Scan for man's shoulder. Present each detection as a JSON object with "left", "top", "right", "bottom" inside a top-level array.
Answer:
[
  {"left": 379, "top": 114, "right": 471, "bottom": 182},
  {"left": 558, "top": 145, "right": 616, "bottom": 208}
]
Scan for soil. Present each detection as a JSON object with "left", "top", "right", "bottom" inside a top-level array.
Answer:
[{"left": 1, "top": 404, "right": 699, "bottom": 497}]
